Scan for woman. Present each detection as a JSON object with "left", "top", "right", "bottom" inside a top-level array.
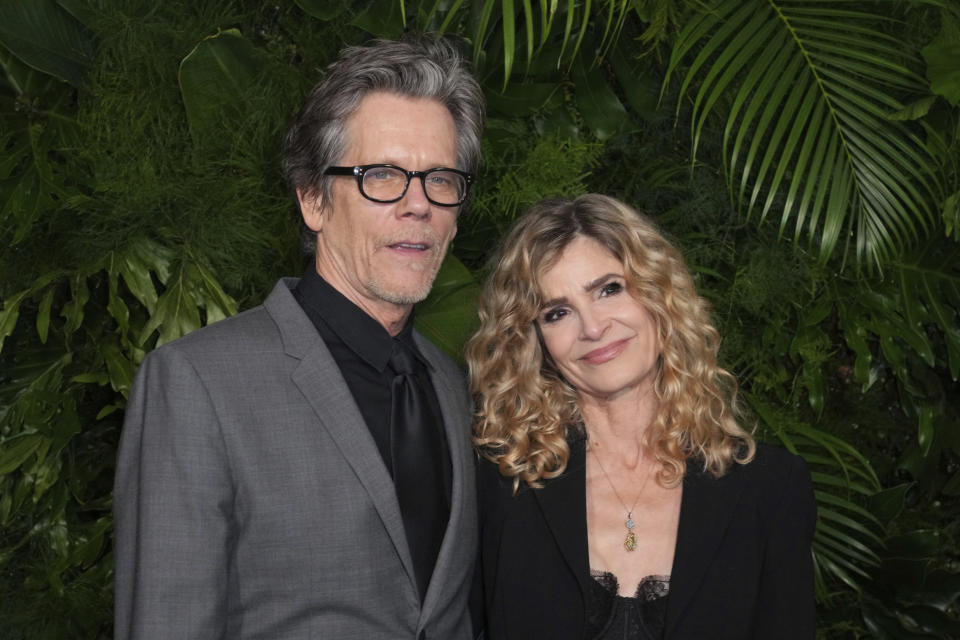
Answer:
[{"left": 467, "top": 194, "right": 816, "bottom": 639}]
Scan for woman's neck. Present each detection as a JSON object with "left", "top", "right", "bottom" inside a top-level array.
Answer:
[{"left": 580, "top": 385, "right": 659, "bottom": 469}]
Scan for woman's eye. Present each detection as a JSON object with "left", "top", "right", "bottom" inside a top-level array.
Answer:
[
  {"left": 600, "top": 281, "right": 623, "bottom": 297},
  {"left": 541, "top": 308, "right": 567, "bottom": 324}
]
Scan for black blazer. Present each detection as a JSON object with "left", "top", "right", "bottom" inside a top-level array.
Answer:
[{"left": 478, "top": 439, "right": 817, "bottom": 639}]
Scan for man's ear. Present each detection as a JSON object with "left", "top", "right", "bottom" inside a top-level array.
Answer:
[{"left": 297, "top": 188, "right": 325, "bottom": 232}]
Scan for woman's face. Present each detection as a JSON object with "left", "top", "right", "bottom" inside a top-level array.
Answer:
[{"left": 536, "top": 235, "right": 660, "bottom": 403}]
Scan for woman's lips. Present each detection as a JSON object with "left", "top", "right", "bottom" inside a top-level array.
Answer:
[{"left": 580, "top": 338, "right": 629, "bottom": 365}]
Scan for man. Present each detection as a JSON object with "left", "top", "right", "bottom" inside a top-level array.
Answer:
[{"left": 114, "top": 38, "right": 484, "bottom": 639}]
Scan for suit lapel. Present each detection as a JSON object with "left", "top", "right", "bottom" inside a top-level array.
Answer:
[
  {"left": 533, "top": 437, "right": 591, "bottom": 603},
  {"left": 265, "top": 281, "right": 419, "bottom": 595},
  {"left": 665, "top": 460, "right": 749, "bottom": 636},
  {"left": 414, "top": 334, "right": 477, "bottom": 624}
]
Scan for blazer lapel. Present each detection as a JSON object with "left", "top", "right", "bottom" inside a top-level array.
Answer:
[
  {"left": 533, "top": 437, "right": 591, "bottom": 603},
  {"left": 665, "top": 460, "right": 749, "bottom": 636},
  {"left": 265, "top": 281, "right": 418, "bottom": 595},
  {"left": 414, "top": 334, "right": 477, "bottom": 623}
]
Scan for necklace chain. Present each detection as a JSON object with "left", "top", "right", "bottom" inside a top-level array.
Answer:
[{"left": 589, "top": 441, "right": 654, "bottom": 552}]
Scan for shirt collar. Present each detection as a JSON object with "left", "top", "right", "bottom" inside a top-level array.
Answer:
[{"left": 295, "top": 267, "right": 430, "bottom": 372}]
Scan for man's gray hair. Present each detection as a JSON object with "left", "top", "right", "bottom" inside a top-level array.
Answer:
[{"left": 283, "top": 36, "right": 484, "bottom": 249}]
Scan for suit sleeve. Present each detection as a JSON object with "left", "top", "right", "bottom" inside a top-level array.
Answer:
[
  {"left": 753, "top": 452, "right": 817, "bottom": 639},
  {"left": 114, "top": 347, "right": 234, "bottom": 639}
]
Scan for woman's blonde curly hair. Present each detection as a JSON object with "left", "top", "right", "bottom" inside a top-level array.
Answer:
[{"left": 466, "top": 194, "right": 755, "bottom": 491}]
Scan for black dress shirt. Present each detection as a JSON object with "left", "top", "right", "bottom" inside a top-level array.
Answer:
[{"left": 293, "top": 267, "right": 452, "bottom": 503}]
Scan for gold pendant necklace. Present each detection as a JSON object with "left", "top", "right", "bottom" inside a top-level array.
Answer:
[{"left": 590, "top": 443, "right": 653, "bottom": 552}]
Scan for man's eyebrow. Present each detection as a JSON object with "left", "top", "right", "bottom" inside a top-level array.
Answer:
[{"left": 539, "top": 273, "right": 620, "bottom": 309}]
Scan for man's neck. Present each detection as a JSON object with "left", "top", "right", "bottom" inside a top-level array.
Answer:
[{"left": 312, "top": 265, "right": 412, "bottom": 337}]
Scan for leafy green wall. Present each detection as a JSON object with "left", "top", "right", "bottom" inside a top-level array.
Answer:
[{"left": 1, "top": 0, "right": 958, "bottom": 637}]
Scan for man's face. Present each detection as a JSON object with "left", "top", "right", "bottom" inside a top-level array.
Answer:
[{"left": 300, "top": 92, "right": 460, "bottom": 330}]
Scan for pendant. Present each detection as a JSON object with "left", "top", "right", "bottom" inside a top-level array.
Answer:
[{"left": 624, "top": 511, "right": 637, "bottom": 551}]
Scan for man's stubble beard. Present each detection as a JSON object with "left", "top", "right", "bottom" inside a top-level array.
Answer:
[{"left": 367, "top": 248, "right": 445, "bottom": 306}]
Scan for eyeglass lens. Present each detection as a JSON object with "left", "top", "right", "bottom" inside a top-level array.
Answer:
[{"left": 362, "top": 167, "right": 466, "bottom": 205}]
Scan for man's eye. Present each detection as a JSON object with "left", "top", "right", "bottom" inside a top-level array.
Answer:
[
  {"left": 369, "top": 169, "right": 392, "bottom": 180},
  {"left": 600, "top": 282, "right": 623, "bottom": 297}
]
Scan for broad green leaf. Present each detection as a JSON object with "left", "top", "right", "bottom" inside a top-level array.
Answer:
[
  {"left": 572, "top": 51, "right": 627, "bottom": 140},
  {"left": 0, "top": 290, "right": 28, "bottom": 354},
  {"left": 50, "top": 402, "right": 80, "bottom": 453},
  {"left": 894, "top": 243, "right": 960, "bottom": 380},
  {"left": 35, "top": 286, "right": 54, "bottom": 344},
  {"left": 610, "top": 40, "right": 660, "bottom": 121},
  {"left": 107, "top": 281, "right": 131, "bottom": 335},
  {"left": 72, "top": 372, "right": 108, "bottom": 385},
  {"left": 187, "top": 261, "right": 238, "bottom": 323},
  {"left": 917, "top": 404, "right": 935, "bottom": 455},
  {"left": 294, "top": 0, "right": 349, "bottom": 20},
  {"left": 3, "top": 168, "right": 49, "bottom": 244},
  {"left": 867, "top": 482, "right": 912, "bottom": 526},
  {"left": 120, "top": 239, "right": 168, "bottom": 313},
  {"left": 61, "top": 273, "right": 89, "bottom": 335},
  {"left": 0, "top": 0, "right": 94, "bottom": 89},
  {"left": 0, "top": 48, "right": 43, "bottom": 97},
  {"left": 96, "top": 403, "right": 121, "bottom": 420},
  {"left": 944, "top": 190, "right": 959, "bottom": 241},
  {"left": 900, "top": 605, "right": 960, "bottom": 635},
  {"left": 179, "top": 29, "right": 267, "bottom": 143},
  {"left": 0, "top": 434, "right": 42, "bottom": 475},
  {"left": 416, "top": 254, "right": 478, "bottom": 362},
  {"left": 887, "top": 96, "right": 937, "bottom": 121},
  {"left": 885, "top": 530, "right": 942, "bottom": 558},
  {"left": 102, "top": 342, "right": 135, "bottom": 396},
  {"left": 139, "top": 270, "right": 202, "bottom": 347},
  {"left": 535, "top": 92, "right": 580, "bottom": 140},
  {"left": 27, "top": 454, "right": 61, "bottom": 503},
  {"left": 484, "top": 82, "right": 557, "bottom": 116},
  {"left": 350, "top": 0, "right": 405, "bottom": 38},
  {"left": 945, "top": 468, "right": 960, "bottom": 497},
  {"left": 922, "top": 13, "right": 960, "bottom": 106}
]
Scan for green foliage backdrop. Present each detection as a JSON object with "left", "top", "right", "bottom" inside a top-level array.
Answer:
[{"left": 1, "top": 1, "right": 958, "bottom": 637}]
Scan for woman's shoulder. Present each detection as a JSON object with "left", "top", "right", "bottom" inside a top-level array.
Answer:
[
  {"left": 746, "top": 442, "right": 809, "bottom": 477},
  {"left": 732, "top": 442, "right": 816, "bottom": 517}
]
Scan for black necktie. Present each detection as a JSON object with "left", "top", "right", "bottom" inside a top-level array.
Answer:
[{"left": 388, "top": 341, "right": 449, "bottom": 602}]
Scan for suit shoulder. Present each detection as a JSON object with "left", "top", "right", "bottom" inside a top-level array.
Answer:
[{"left": 150, "top": 303, "right": 279, "bottom": 361}]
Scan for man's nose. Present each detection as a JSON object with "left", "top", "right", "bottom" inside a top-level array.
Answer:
[{"left": 399, "top": 176, "right": 431, "bottom": 219}]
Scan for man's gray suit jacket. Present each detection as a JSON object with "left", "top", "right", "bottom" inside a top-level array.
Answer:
[{"left": 114, "top": 278, "right": 478, "bottom": 639}]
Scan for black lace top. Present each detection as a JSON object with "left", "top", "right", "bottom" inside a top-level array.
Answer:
[{"left": 584, "top": 571, "right": 670, "bottom": 640}]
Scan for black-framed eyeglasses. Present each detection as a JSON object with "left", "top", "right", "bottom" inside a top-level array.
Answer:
[{"left": 324, "top": 164, "right": 473, "bottom": 207}]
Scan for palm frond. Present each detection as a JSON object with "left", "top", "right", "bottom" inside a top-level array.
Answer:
[
  {"left": 748, "top": 394, "right": 884, "bottom": 598},
  {"left": 666, "top": 0, "right": 945, "bottom": 266},
  {"left": 434, "top": 0, "right": 632, "bottom": 83}
]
